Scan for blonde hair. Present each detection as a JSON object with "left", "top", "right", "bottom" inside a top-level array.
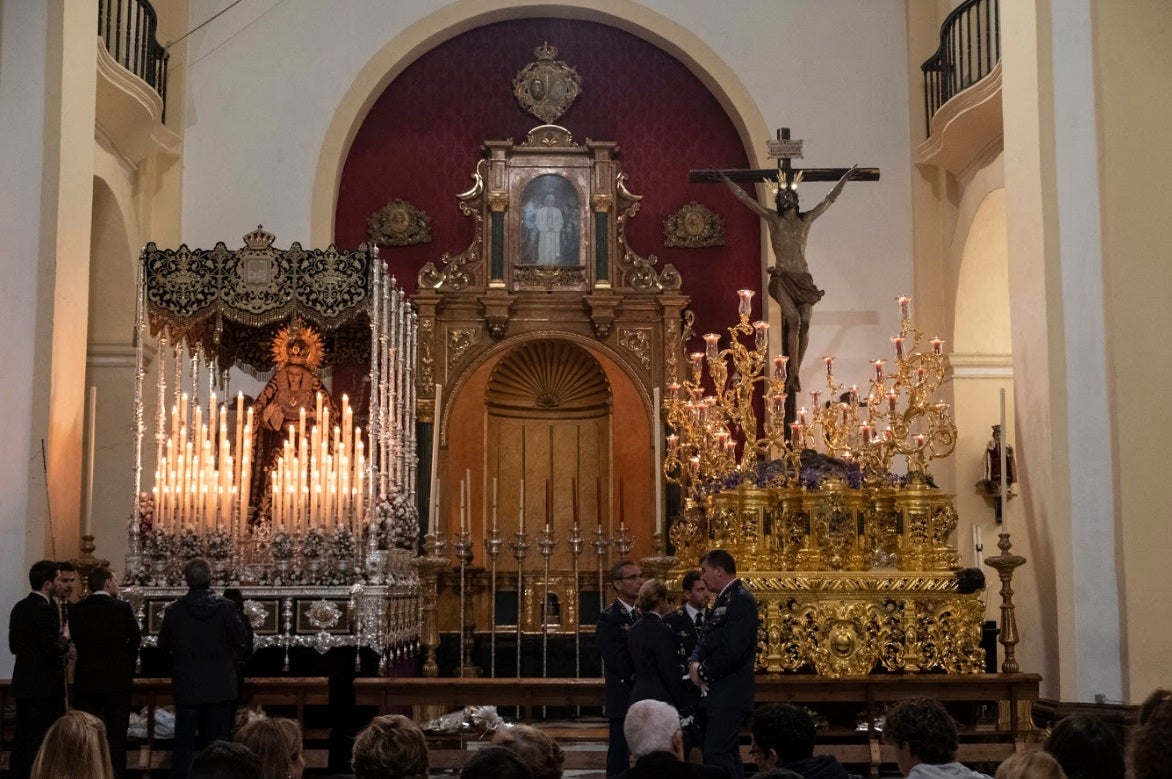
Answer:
[
  {"left": 995, "top": 750, "right": 1068, "bottom": 779},
  {"left": 637, "top": 578, "right": 668, "bottom": 614},
  {"left": 30, "top": 710, "right": 114, "bottom": 779},
  {"left": 352, "top": 714, "right": 428, "bottom": 779},
  {"left": 234, "top": 715, "right": 303, "bottom": 779},
  {"left": 491, "top": 724, "right": 565, "bottom": 779}
]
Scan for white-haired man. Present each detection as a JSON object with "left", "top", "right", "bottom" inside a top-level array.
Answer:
[{"left": 619, "top": 699, "right": 730, "bottom": 779}]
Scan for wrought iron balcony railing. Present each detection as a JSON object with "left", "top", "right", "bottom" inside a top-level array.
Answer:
[
  {"left": 98, "top": 0, "right": 169, "bottom": 120},
  {"left": 921, "top": 0, "right": 999, "bottom": 136}
]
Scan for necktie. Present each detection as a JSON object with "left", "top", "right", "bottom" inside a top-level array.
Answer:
[{"left": 695, "top": 611, "right": 703, "bottom": 629}]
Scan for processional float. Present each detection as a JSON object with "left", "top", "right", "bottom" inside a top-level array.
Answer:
[{"left": 123, "top": 227, "right": 420, "bottom": 671}]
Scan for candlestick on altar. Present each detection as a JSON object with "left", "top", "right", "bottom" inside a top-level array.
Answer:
[
  {"left": 453, "top": 528, "right": 473, "bottom": 678},
  {"left": 509, "top": 529, "right": 531, "bottom": 678},
  {"left": 568, "top": 519, "right": 584, "bottom": 680},
  {"left": 984, "top": 531, "right": 1027, "bottom": 672},
  {"left": 592, "top": 525, "right": 610, "bottom": 613},
  {"left": 537, "top": 524, "right": 557, "bottom": 685},
  {"left": 483, "top": 525, "right": 504, "bottom": 677}
]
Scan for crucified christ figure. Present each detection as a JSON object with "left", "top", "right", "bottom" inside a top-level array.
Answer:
[{"left": 718, "top": 165, "right": 858, "bottom": 392}]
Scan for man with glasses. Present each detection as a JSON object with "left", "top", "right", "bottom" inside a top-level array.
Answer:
[
  {"left": 688, "top": 549, "right": 758, "bottom": 779},
  {"left": 597, "top": 559, "right": 643, "bottom": 776}
]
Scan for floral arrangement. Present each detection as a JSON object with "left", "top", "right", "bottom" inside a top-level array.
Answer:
[
  {"left": 302, "top": 527, "right": 328, "bottom": 559},
  {"left": 331, "top": 527, "right": 358, "bottom": 561},
  {"left": 176, "top": 527, "right": 203, "bottom": 560},
  {"left": 374, "top": 493, "right": 420, "bottom": 551},
  {"left": 145, "top": 528, "right": 174, "bottom": 560},
  {"left": 135, "top": 491, "right": 155, "bottom": 536},
  {"left": 271, "top": 531, "right": 295, "bottom": 560},
  {"left": 205, "top": 529, "right": 233, "bottom": 560}
]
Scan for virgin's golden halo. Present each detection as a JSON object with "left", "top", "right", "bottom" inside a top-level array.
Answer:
[{"left": 270, "top": 321, "right": 325, "bottom": 371}]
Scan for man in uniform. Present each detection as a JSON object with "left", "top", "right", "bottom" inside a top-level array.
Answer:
[
  {"left": 597, "top": 558, "right": 643, "bottom": 776},
  {"left": 665, "top": 569, "right": 710, "bottom": 756}
]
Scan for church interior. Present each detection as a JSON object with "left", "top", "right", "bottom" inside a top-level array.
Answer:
[{"left": 3, "top": 0, "right": 1171, "bottom": 775}]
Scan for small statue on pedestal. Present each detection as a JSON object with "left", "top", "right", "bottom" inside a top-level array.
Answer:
[{"left": 978, "top": 424, "right": 1017, "bottom": 521}]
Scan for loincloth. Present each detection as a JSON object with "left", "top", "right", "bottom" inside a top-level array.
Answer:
[{"left": 770, "top": 270, "right": 825, "bottom": 306}]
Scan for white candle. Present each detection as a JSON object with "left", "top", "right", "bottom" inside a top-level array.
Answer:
[
  {"left": 492, "top": 477, "right": 498, "bottom": 532},
  {"left": 429, "top": 384, "right": 443, "bottom": 533},
  {"left": 519, "top": 478, "right": 525, "bottom": 533},
  {"left": 84, "top": 386, "right": 97, "bottom": 537},
  {"left": 460, "top": 478, "right": 466, "bottom": 532},
  {"left": 1000, "top": 388, "right": 1009, "bottom": 535}
]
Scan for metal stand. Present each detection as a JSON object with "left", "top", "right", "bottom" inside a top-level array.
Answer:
[
  {"left": 453, "top": 531, "right": 473, "bottom": 677},
  {"left": 509, "top": 530, "right": 531, "bottom": 678},
  {"left": 984, "top": 531, "right": 1027, "bottom": 673},
  {"left": 483, "top": 527, "right": 503, "bottom": 677}
]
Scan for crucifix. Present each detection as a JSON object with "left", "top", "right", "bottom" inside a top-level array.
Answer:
[{"left": 692, "top": 128, "right": 879, "bottom": 427}]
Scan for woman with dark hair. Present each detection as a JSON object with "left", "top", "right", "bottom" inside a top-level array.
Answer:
[
  {"left": 1042, "top": 714, "right": 1123, "bottom": 779},
  {"left": 628, "top": 578, "right": 695, "bottom": 737},
  {"left": 1132, "top": 689, "right": 1172, "bottom": 779}
]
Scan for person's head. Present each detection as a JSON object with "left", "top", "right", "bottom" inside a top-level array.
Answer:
[
  {"left": 774, "top": 183, "right": 800, "bottom": 214},
  {"left": 995, "top": 750, "right": 1068, "bottom": 779},
  {"left": 609, "top": 559, "right": 643, "bottom": 606},
  {"left": 189, "top": 741, "right": 261, "bottom": 779},
  {"left": 681, "top": 570, "right": 709, "bottom": 611},
  {"left": 746, "top": 770, "right": 805, "bottom": 779},
  {"left": 29, "top": 560, "right": 59, "bottom": 595},
  {"left": 1132, "top": 689, "right": 1172, "bottom": 779},
  {"left": 751, "top": 704, "right": 817, "bottom": 769},
  {"left": 1043, "top": 713, "right": 1124, "bottom": 779},
  {"left": 491, "top": 724, "right": 564, "bottom": 779},
  {"left": 461, "top": 746, "right": 533, "bottom": 779},
  {"left": 233, "top": 716, "right": 304, "bottom": 779},
  {"left": 698, "top": 549, "right": 737, "bottom": 593},
  {"left": 637, "top": 578, "right": 668, "bottom": 615},
  {"left": 224, "top": 588, "right": 246, "bottom": 612},
  {"left": 184, "top": 558, "right": 212, "bottom": 589},
  {"left": 624, "top": 699, "right": 683, "bottom": 760},
  {"left": 883, "top": 698, "right": 959, "bottom": 773},
  {"left": 88, "top": 566, "right": 118, "bottom": 597},
  {"left": 352, "top": 714, "right": 428, "bottom": 779},
  {"left": 30, "top": 710, "right": 114, "bottom": 779},
  {"left": 55, "top": 562, "right": 78, "bottom": 601}
]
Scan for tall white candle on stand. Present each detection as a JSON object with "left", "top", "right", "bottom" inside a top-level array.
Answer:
[
  {"left": 491, "top": 477, "right": 498, "bottom": 532},
  {"left": 653, "top": 386, "right": 663, "bottom": 536},
  {"left": 429, "top": 384, "right": 443, "bottom": 533},
  {"left": 460, "top": 477, "right": 466, "bottom": 532},
  {"left": 519, "top": 478, "right": 525, "bottom": 533},
  {"left": 85, "top": 386, "right": 97, "bottom": 537},
  {"left": 1000, "top": 388, "right": 1008, "bottom": 536}
]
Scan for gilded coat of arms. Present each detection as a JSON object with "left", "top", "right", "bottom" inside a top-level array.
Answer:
[
  {"left": 513, "top": 43, "right": 581, "bottom": 124},
  {"left": 663, "top": 202, "right": 725, "bottom": 248},
  {"left": 368, "top": 199, "right": 431, "bottom": 247}
]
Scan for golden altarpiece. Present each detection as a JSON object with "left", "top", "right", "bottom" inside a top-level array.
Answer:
[{"left": 413, "top": 126, "right": 990, "bottom": 680}]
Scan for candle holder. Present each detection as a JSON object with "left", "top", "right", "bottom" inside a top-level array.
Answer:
[
  {"left": 568, "top": 523, "right": 584, "bottom": 678},
  {"left": 453, "top": 530, "right": 474, "bottom": 678},
  {"left": 483, "top": 527, "right": 504, "bottom": 677},
  {"left": 984, "top": 531, "right": 1027, "bottom": 673},
  {"left": 613, "top": 526, "right": 633, "bottom": 557},
  {"left": 592, "top": 526, "right": 611, "bottom": 612},
  {"left": 509, "top": 530, "right": 531, "bottom": 678},
  {"left": 537, "top": 526, "right": 557, "bottom": 681}
]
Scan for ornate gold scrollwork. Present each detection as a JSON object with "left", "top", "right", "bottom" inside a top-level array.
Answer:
[
  {"left": 513, "top": 43, "right": 582, "bottom": 125},
  {"left": 368, "top": 199, "right": 432, "bottom": 246},
  {"left": 663, "top": 202, "right": 725, "bottom": 248},
  {"left": 618, "top": 328, "right": 652, "bottom": 371},
  {"left": 447, "top": 328, "right": 478, "bottom": 368}
]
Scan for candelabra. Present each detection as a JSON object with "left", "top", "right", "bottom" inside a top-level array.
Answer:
[
  {"left": 612, "top": 525, "right": 634, "bottom": 557},
  {"left": 453, "top": 530, "right": 474, "bottom": 677},
  {"left": 509, "top": 530, "right": 531, "bottom": 678},
  {"left": 985, "top": 531, "right": 1027, "bottom": 672},
  {"left": 537, "top": 526, "right": 557, "bottom": 682},
  {"left": 592, "top": 526, "right": 610, "bottom": 612},
  {"left": 483, "top": 526, "right": 504, "bottom": 677},
  {"left": 568, "top": 522, "right": 584, "bottom": 678},
  {"left": 663, "top": 289, "right": 788, "bottom": 500}
]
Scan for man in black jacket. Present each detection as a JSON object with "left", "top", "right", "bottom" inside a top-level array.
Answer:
[
  {"left": 665, "top": 569, "right": 710, "bottom": 755},
  {"left": 71, "top": 566, "right": 142, "bottom": 778},
  {"left": 750, "top": 703, "right": 863, "bottom": 779},
  {"left": 688, "top": 549, "right": 758, "bottom": 779},
  {"left": 597, "top": 558, "right": 643, "bottom": 776},
  {"left": 7, "top": 560, "right": 68, "bottom": 779},
  {"left": 157, "top": 558, "right": 250, "bottom": 779}
]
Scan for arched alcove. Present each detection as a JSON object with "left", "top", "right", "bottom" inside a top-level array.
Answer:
[{"left": 954, "top": 189, "right": 1010, "bottom": 354}]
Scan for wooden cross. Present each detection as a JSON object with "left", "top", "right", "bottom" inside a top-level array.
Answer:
[{"left": 689, "top": 127, "right": 880, "bottom": 186}]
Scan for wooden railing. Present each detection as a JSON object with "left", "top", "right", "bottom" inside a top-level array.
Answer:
[
  {"left": 921, "top": 0, "right": 1000, "bottom": 135},
  {"left": 98, "top": 0, "right": 169, "bottom": 120}
]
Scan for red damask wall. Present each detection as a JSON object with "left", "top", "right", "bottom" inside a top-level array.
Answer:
[{"left": 334, "top": 17, "right": 763, "bottom": 337}]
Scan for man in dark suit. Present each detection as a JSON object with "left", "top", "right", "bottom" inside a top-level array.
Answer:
[
  {"left": 666, "top": 569, "right": 709, "bottom": 660},
  {"left": 157, "top": 558, "right": 250, "bottom": 779},
  {"left": 597, "top": 558, "right": 643, "bottom": 777},
  {"left": 71, "top": 566, "right": 142, "bottom": 778},
  {"left": 665, "top": 569, "right": 710, "bottom": 755},
  {"left": 688, "top": 549, "right": 758, "bottom": 779},
  {"left": 617, "top": 699, "right": 730, "bottom": 779},
  {"left": 8, "top": 559, "right": 69, "bottom": 779}
]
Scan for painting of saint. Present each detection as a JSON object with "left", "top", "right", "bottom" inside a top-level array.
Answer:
[{"left": 520, "top": 174, "right": 580, "bottom": 265}]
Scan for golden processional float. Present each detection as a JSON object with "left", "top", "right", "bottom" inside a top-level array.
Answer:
[
  {"left": 123, "top": 227, "right": 420, "bottom": 671},
  {"left": 662, "top": 290, "right": 1013, "bottom": 677}
]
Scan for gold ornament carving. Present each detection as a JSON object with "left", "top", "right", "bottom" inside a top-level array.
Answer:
[
  {"left": 368, "top": 199, "right": 432, "bottom": 246},
  {"left": 514, "top": 265, "right": 585, "bottom": 288},
  {"left": 419, "top": 317, "right": 435, "bottom": 388},
  {"left": 487, "top": 191, "right": 509, "bottom": 213},
  {"left": 447, "top": 328, "right": 477, "bottom": 368},
  {"left": 663, "top": 202, "right": 725, "bottom": 248},
  {"left": 591, "top": 194, "right": 613, "bottom": 213},
  {"left": 618, "top": 328, "right": 652, "bottom": 371},
  {"left": 513, "top": 43, "right": 582, "bottom": 125}
]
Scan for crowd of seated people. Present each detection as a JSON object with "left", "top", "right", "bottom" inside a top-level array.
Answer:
[{"left": 20, "top": 686, "right": 1171, "bottom": 778}]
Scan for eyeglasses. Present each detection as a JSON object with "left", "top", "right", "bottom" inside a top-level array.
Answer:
[{"left": 616, "top": 573, "right": 644, "bottom": 581}]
